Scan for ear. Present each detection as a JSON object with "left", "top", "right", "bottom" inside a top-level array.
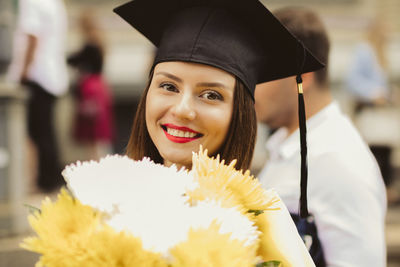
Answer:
[{"left": 301, "top": 72, "right": 315, "bottom": 93}]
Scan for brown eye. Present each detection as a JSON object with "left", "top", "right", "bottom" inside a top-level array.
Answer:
[
  {"left": 160, "top": 83, "right": 178, "bottom": 92},
  {"left": 201, "top": 90, "right": 223, "bottom": 101}
]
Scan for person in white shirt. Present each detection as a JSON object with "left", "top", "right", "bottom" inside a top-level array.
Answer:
[
  {"left": 254, "top": 7, "right": 386, "bottom": 267},
  {"left": 7, "top": 0, "right": 68, "bottom": 191}
]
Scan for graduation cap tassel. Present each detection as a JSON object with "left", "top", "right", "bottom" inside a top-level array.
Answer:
[{"left": 297, "top": 74, "right": 309, "bottom": 218}]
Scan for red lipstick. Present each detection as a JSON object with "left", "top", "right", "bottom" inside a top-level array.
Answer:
[
  {"left": 163, "top": 124, "right": 199, "bottom": 133},
  {"left": 162, "top": 124, "right": 202, "bottom": 143}
]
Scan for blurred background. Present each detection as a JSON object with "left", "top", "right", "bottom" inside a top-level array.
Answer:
[{"left": 0, "top": 0, "right": 399, "bottom": 266}]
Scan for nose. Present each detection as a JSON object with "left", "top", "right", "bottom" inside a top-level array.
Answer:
[{"left": 171, "top": 92, "right": 196, "bottom": 121}]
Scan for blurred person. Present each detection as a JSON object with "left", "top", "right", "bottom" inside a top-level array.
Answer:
[
  {"left": 6, "top": 0, "right": 68, "bottom": 192},
  {"left": 68, "top": 10, "right": 114, "bottom": 160},
  {"left": 255, "top": 7, "right": 386, "bottom": 267},
  {"left": 345, "top": 18, "right": 397, "bottom": 201},
  {"left": 346, "top": 18, "right": 390, "bottom": 107}
]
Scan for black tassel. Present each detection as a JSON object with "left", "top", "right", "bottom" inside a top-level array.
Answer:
[{"left": 297, "top": 74, "right": 309, "bottom": 218}]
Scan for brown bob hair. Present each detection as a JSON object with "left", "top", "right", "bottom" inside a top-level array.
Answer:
[{"left": 126, "top": 70, "right": 257, "bottom": 170}]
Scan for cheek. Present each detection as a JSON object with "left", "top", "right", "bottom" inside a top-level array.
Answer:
[
  {"left": 145, "top": 94, "right": 154, "bottom": 125},
  {"left": 145, "top": 93, "right": 162, "bottom": 136},
  {"left": 203, "top": 105, "right": 233, "bottom": 145},
  {"left": 217, "top": 110, "right": 232, "bottom": 133},
  {"left": 145, "top": 90, "right": 164, "bottom": 123}
]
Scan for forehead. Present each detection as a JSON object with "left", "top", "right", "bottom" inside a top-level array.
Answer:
[{"left": 153, "top": 61, "right": 235, "bottom": 84}]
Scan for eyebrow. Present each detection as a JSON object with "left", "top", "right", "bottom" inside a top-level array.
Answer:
[
  {"left": 155, "top": 72, "right": 183, "bottom": 83},
  {"left": 196, "top": 82, "right": 229, "bottom": 90},
  {"left": 155, "top": 72, "right": 230, "bottom": 90}
]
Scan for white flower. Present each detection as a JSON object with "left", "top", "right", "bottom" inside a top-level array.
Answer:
[
  {"left": 63, "top": 155, "right": 196, "bottom": 214},
  {"left": 187, "top": 200, "right": 259, "bottom": 247},
  {"left": 62, "top": 155, "right": 258, "bottom": 256}
]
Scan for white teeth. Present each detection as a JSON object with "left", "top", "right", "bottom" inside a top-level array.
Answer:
[{"left": 166, "top": 127, "right": 197, "bottom": 138}]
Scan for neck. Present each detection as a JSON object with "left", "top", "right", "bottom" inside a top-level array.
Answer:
[
  {"left": 286, "top": 85, "right": 332, "bottom": 134},
  {"left": 164, "top": 160, "right": 190, "bottom": 170}
]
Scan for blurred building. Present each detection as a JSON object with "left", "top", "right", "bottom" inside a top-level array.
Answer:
[{"left": 0, "top": 0, "right": 14, "bottom": 74}]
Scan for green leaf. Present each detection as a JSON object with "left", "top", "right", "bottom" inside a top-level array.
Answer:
[
  {"left": 23, "top": 204, "right": 41, "bottom": 215},
  {"left": 256, "top": 260, "right": 282, "bottom": 267},
  {"left": 248, "top": 209, "right": 264, "bottom": 216}
]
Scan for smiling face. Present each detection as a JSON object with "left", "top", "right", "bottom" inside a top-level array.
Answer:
[{"left": 145, "top": 61, "right": 235, "bottom": 169}]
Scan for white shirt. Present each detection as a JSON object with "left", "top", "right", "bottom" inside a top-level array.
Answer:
[
  {"left": 258, "top": 102, "right": 387, "bottom": 267},
  {"left": 7, "top": 0, "right": 68, "bottom": 96}
]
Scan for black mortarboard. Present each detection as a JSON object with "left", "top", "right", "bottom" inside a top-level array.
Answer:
[
  {"left": 113, "top": 0, "right": 324, "bottom": 97},
  {"left": 114, "top": 0, "right": 324, "bottom": 218}
]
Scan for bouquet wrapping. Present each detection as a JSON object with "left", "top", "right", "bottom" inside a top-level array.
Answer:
[{"left": 22, "top": 149, "right": 315, "bottom": 267}]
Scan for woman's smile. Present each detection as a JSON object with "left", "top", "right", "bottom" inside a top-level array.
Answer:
[{"left": 161, "top": 123, "right": 203, "bottom": 143}]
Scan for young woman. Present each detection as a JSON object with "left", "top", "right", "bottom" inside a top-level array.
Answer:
[
  {"left": 114, "top": 0, "right": 323, "bottom": 170},
  {"left": 127, "top": 61, "right": 255, "bottom": 170}
]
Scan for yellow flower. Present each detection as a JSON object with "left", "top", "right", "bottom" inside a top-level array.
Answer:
[
  {"left": 21, "top": 188, "right": 166, "bottom": 267},
  {"left": 21, "top": 188, "right": 104, "bottom": 266},
  {"left": 85, "top": 226, "right": 168, "bottom": 267},
  {"left": 170, "top": 221, "right": 258, "bottom": 267},
  {"left": 190, "top": 147, "right": 279, "bottom": 213}
]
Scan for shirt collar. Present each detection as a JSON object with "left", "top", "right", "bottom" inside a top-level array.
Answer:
[{"left": 266, "top": 101, "right": 341, "bottom": 160}]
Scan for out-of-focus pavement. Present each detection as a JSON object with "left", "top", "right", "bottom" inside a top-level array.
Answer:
[
  {"left": 387, "top": 205, "right": 400, "bottom": 267},
  {"left": 386, "top": 172, "right": 400, "bottom": 266}
]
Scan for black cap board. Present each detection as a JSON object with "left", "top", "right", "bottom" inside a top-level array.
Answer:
[{"left": 113, "top": 0, "right": 324, "bottom": 97}]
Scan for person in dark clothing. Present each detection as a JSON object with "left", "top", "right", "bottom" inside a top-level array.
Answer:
[{"left": 68, "top": 11, "right": 114, "bottom": 160}]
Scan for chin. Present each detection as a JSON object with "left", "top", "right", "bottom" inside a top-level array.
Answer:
[{"left": 160, "top": 150, "right": 193, "bottom": 168}]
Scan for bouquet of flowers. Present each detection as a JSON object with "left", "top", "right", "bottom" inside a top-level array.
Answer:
[{"left": 22, "top": 148, "right": 314, "bottom": 267}]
